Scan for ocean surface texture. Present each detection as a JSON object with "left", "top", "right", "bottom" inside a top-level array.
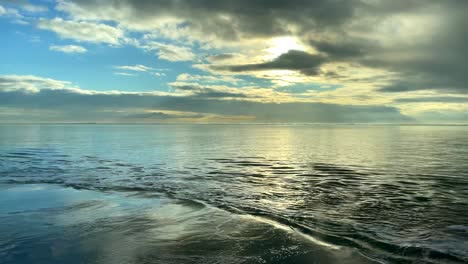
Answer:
[{"left": 0, "top": 124, "right": 467, "bottom": 264}]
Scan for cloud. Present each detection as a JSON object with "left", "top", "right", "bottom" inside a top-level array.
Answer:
[
  {"left": 0, "top": 75, "right": 74, "bottom": 93},
  {"left": 309, "top": 38, "right": 371, "bottom": 59},
  {"left": 312, "top": 3, "right": 468, "bottom": 94},
  {"left": 0, "top": 87, "right": 410, "bottom": 123},
  {"left": 30, "top": 1, "right": 468, "bottom": 96},
  {"left": 394, "top": 97, "right": 468, "bottom": 104},
  {"left": 49, "top": 44, "right": 87, "bottom": 53},
  {"left": 206, "top": 53, "right": 238, "bottom": 62},
  {"left": 142, "top": 42, "right": 196, "bottom": 61},
  {"left": 2, "top": 1, "right": 468, "bottom": 123},
  {"left": 37, "top": 18, "right": 123, "bottom": 45},
  {"left": 114, "top": 65, "right": 167, "bottom": 78},
  {"left": 125, "top": 111, "right": 204, "bottom": 120},
  {"left": 0, "top": 1, "right": 47, "bottom": 13},
  {"left": 413, "top": 110, "right": 468, "bottom": 124},
  {"left": 216, "top": 50, "right": 327, "bottom": 76},
  {"left": 170, "top": 82, "right": 253, "bottom": 99},
  {"left": 20, "top": 3, "right": 47, "bottom": 13},
  {"left": 0, "top": 74, "right": 410, "bottom": 123},
  {"left": 153, "top": 72, "right": 166, "bottom": 77},
  {"left": 55, "top": 0, "right": 463, "bottom": 94},
  {"left": 378, "top": 78, "right": 468, "bottom": 94},
  {"left": 114, "top": 72, "right": 137, "bottom": 77},
  {"left": 175, "top": 73, "right": 239, "bottom": 84},
  {"left": 114, "top": 65, "right": 153, "bottom": 72},
  {"left": 0, "top": 4, "right": 20, "bottom": 17},
  {"left": 56, "top": 0, "right": 358, "bottom": 40}
]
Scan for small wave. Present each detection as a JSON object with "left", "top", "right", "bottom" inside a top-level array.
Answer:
[
  {"left": 312, "top": 163, "right": 370, "bottom": 177},
  {"left": 446, "top": 225, "right": 468, "bottom": 233}
]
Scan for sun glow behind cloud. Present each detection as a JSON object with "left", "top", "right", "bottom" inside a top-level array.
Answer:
[{"left": 265, "top": 37, "right": 307, "bottom": 58}]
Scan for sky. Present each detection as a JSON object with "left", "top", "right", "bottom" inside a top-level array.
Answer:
[{"left": 0, "top": 0, "right": 467, "bottom": 123}]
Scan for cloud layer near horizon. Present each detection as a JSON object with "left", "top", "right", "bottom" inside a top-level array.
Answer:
[{"left": 0, "top": 75, "right": 412, "bottom": 123}]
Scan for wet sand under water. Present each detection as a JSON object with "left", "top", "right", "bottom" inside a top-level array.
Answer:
[{"left": 0, "top": 184, "right": 378, "bottom": 264}]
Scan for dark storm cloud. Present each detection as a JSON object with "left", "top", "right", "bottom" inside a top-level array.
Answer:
[
  {"left": 309, "top": 39, "right": 371, "bottom": 59},
  {"left": 0, "top": 88, "right": 410, "bottom": 123},
  {"left": 310, "top": 23, "right": 468, "bottom": 94},
  {"left": 362, "top": 5, "right": 467, "bottom": 93},
  {"left": 70, "top": 0, "right": 360, "bottom": 38},
  {"left": 378, "top": 75, "right": 468, "bottom": 94},
  {"left": 378, "top": 81, "right": 432, "bottom": 93},
  {"left": 215, "top": 50, "right": 327, "bottom": 76},
  {"left": 308, "top": 5, "right": 467, "bottom": 94}
]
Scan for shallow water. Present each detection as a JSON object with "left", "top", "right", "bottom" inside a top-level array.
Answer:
[
  {"left": 0, "top": 124, "right": 467, "bottom": 263},
  {"left": 0, "top": 184, "right": 376, "bottom": 264}
]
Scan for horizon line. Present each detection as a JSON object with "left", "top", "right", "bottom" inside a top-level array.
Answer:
[{"left": 1, "top": 122, "right": 467, "bottom": 126}]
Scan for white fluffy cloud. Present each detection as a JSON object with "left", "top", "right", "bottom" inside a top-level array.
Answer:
[
  {"left": 49, "top": 44, "right": 87, "bottom": 53},
  {"left": 153, "top": 72, "right": 166, "bottom": 77},
  {"left": 37, "top": 18, "right": 123, "bottom": 45},
  {"left": 114, "top": 65, "right": 168, "bottom": 78},
  {"left": 0, "top": 4, "right": 20, "bottom": 17},
  {"left": 142, "top": 42, "right": 196, "bottom": 62},
  {"left": 114, "top": 72, "right": 137, "bottom": 77},
  {"left": 0, "top": 75, "right": 75, "bottom": 93},
  {"left": 20, "top": 4, "right": 47, "bottom": 13},
  {"left": 114, "top": 65, "right": 153, "bottom": 72}
]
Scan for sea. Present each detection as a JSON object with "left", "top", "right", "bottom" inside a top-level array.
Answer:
[{"left": 0, "top": 124, "right": 467, "bottom": 264}]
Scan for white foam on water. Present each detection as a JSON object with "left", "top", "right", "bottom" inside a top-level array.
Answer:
[{"left": 243, "top": 214, "right": 341, "bottom": 250}]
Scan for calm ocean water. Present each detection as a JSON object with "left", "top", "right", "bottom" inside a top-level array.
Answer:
[{"left": 0, "top": 124, "right": 467, "bottom": 264}]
